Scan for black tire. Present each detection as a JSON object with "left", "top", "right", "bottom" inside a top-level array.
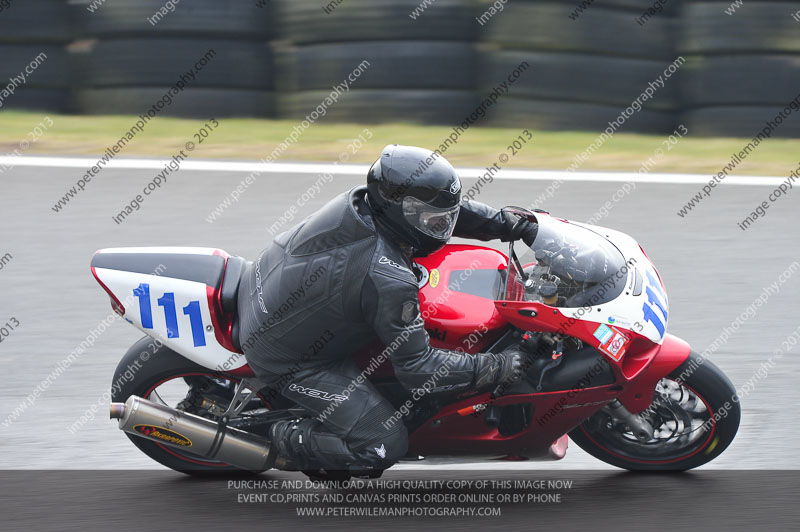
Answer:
[
  {"left": 74, "top": 88, "right": 274, "bottom": 118},
  {"left": 302, "top": 469, "right": 352, "bottom": 483},
  {"left": 277, "top": 89, "right": 479, "bottom": 124},
  {"left": 681, "top": 2, "right": 800, "bottom": 54},
  {"left": 481, "top": 50, "right": 678, "bottom": 110},
  {"left": 83, "top": 39, "right": 273, "bottom": 89},
  {"left": 275, "top": 0, "right": 475, "bottom": 44},
  {"left": 483, "top": 4, "right": 674, "bottom": 59},
  {"left": 486, "top": 97, "right": 675, "bottom": 133},
  {"left": 682, "top": 55, "right": 800, "bottom": 106},
  {"left": 110, "top": 337, "right": 270, "bottom": 476},
  {"left": 78, "top": 0, "right": 273, "bottom": 39},
  {"left": 525, "top": 0, "right": 681, "bottom": 15},
  {"left": 0, "top": 45, "right": 68, "bottom": 88},
  {"left": 0, "top": 0, "right": 74, "bottom": 43},
  {"left": 282, "top": 41, "right": 475, "bottom": 92},
  {"left": 0, "top": 88, "right": 69, "bottom": 112},
  {"left": 680, "top": 106, "right": 800, "bottom": 138},
  {"left": 569, "top": 351, "right": 740, "bottom": 471}
]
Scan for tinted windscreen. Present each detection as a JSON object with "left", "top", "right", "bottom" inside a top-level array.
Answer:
[{"left": 507, "top": 216, "right": 632, "bottom": 308}]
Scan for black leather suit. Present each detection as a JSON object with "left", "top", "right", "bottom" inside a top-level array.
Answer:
[{"left": 237, "top": 185, "right": 516, "bottom": 471}]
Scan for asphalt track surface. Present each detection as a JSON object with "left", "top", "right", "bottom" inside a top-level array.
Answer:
[
  {"left": 1, "top": 159, "right": 798, "bottom": 476},
  {"left": 3, "top": 470, "right": 798, "bottom": 531}
]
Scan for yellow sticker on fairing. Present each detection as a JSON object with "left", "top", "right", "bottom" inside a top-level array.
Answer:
[{"left": 429, "top": 269, "right": 440, "bottom": 288}]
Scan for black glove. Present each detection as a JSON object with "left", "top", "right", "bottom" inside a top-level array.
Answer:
[
  {"left": 474, "top": 345, "right": 526, "bottom": 398},
  {"left": 520, "top": 220, "right": 539, "bottom": 247},
  {"left": 515, "top": 220, "right": 539, "bottom": 247},
  {"left": 504, "top": 216, "right": 539, "bottom": 247}
]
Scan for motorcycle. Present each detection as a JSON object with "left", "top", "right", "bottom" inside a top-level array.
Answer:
[{"left": 92, "top": 209, "right": 739, "bottom": 476}]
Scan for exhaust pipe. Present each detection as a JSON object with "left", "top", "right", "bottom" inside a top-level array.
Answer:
[{"left": 110, "top": 395, "right": 274, "bottom": 471}]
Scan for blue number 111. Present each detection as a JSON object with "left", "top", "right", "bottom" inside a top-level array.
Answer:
[{"left": 133, "top": 283, "right": 206, "bottom": 347}]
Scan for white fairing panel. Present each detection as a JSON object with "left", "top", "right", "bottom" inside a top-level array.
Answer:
[
  {"left": 569, "top": 223, "right": 670, "bottom": 344},
  {"left": 92, "top": 247, "right": 247, "bottom": 372}
]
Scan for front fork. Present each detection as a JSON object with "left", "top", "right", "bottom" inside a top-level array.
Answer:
[
  {"left": 601, "top": 399, "right": 654, "bottom": 442},
  {"left": 615, "top": 333, "right": 692, "bottom": 414}
]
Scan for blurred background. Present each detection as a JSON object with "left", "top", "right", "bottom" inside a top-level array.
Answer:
[{"left": 0, "top": 0, "right": 799, "bottom": 137}]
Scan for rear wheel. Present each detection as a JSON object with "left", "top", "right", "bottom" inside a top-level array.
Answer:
[
  {"left": 569, "top": 352, "right": 740, "bottom": 471},
  {"left": 111, "top": 337, "right": 273, "bottom": 476}
]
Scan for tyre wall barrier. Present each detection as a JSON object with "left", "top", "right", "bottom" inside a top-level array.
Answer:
[{"left": 1, "top": 0, "right": 798, "bottom": 136}]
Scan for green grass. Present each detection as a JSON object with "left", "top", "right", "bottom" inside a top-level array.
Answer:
[{"left": 1, "top": 111, "right": 797, "bottom": 176}]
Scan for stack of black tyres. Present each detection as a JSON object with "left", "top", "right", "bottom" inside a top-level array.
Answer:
[
  {"left": 0, "top": 0, "right": 73, "bottom": 112},
  {"left": 72, "top": 0, "right": 274, "bottom": 118},
  {"left": 273, "top": 0, "right": 478, "bottom": 124},
  {"left": 481, "top": 0, "right": 681, "bottom": 133},
  {"left": 680, "top": 1, "right": 800, "bottom": 137}
]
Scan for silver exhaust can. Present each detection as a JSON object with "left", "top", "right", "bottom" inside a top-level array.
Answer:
[{"left": 110, "top": 395, "right": 274, "bottom": 471}]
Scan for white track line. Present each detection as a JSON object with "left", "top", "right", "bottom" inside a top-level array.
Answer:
[{"left": 0, "top": 155, "right": 790, "bottom": 187}]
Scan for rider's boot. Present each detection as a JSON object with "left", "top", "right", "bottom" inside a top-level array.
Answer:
[
  {"left": 268, "top": 418, "right": 358, "bottom": 473},
  {"left": 268, "top": 419, "right": 309, "bottom": 471}
]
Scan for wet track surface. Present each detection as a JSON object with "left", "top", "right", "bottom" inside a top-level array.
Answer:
[{"left": 0, "top": 162, "right": 798, "bottom": 472}]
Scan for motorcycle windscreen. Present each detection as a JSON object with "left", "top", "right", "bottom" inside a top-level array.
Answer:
[{"left": 505, "top": 216, "right": 629, "bottom": 308}]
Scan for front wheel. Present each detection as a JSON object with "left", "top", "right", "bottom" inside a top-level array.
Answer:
[{"left": 569, "top": 351, "right": 740, "bottom": 471}]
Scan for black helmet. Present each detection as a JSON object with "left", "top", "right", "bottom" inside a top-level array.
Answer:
[{"left": 367, "top": 144, "right": 461, "bottom": 256}]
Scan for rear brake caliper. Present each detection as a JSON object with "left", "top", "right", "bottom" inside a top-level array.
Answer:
[{"left": 178, "top": 377, "right": 234, "bottom": 419}]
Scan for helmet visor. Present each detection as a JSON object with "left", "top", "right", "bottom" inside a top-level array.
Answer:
[{"left": 402, "top": 196, "right": 460, "bottom": 240}]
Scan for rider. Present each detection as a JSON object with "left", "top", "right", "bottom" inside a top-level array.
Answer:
[{"left": 236, "top": 144, "right": 538, "bottom": 474}]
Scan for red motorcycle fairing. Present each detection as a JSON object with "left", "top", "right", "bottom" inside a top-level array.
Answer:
[
  {"left": 401, "top": 244, "right": 691, "bottom": 458},
  {"left": 416, "top": 245, "right": 510, "bottom": 352},
  {"left": 351, "top": 243, "right": 690, "bottom": 458},
  {"left": 406, "top": 333, "right": 689, "bottom": 456},
  {"left": 351, "top": 245, "right": 510, "bottom": 377},
  {"left": 492, "top": 301, "right": 690, "bottom": 413}
]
